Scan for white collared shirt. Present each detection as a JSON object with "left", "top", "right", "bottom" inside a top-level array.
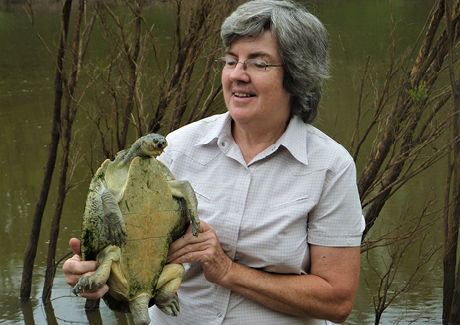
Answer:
[{"left": 149, "top": 112, "right": 365, "bottom": 325}]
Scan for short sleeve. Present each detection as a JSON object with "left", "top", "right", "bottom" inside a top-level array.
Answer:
[{"left": 307, "top": 158, "right": 365, "bottom": 247}]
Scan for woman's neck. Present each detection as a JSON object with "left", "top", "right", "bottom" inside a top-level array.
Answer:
[{"left": 232, "top": 118, "right": 288, "bottom": 164}]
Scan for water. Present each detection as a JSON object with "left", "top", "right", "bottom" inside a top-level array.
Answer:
[{"left": 0, "top": 1, "right": 443, "bottom": 324}]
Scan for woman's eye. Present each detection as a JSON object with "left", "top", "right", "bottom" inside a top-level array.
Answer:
[
  {"left": 253, "top": 61, "right": 266, "bottom": 69},
  {"left": 226, "top": 59, "right": 238, "bottom": 67}
]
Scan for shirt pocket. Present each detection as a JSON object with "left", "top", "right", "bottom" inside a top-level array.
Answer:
[
  {"left": 194, "top": 189, "right": 211, "bottom": 203},
  {"left": 269, "top": 195, "right": 309, "bottom": 210}
]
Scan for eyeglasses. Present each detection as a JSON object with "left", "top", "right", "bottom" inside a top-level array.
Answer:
[{"left": 215, "top": 57, "right": 283, "bottom": 72}]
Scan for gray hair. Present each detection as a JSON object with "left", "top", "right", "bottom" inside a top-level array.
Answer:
[{"left": 221, "top": 0, "right": 330, "bottom": 123}]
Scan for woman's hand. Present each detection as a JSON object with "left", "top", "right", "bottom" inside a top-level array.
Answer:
[
  {"left": 166, "top": 221, "right": 233, "bottom": 285},
  {"left": 62, "top": 238, "right": 109, "bottom": 299}
]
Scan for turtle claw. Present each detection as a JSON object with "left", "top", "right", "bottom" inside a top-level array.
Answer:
[
  {"left": 156, "top": 293, "right": 180, "bottom": 316},
  {"left": 191, "top": 217, "right": 200, "bottom": 237},
  {"left": 72, "top": 275, "right": 94, "bottom": 295}
]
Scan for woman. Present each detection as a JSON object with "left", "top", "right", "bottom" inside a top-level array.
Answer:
[{"left": 64, "top": 1, "right": 365, "bottom": 324}]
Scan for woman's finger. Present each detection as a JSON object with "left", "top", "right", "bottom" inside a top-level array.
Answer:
[
  {"left": 167, "top": 226, "right": 213, "bottom": 262},
  {"left": 63, "top": 255, "right": 99, "bottom": 275}
]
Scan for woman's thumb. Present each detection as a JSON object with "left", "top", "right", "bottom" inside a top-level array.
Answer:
[{"left": 69, "top": 237, "right": 82, "bottom": 256}]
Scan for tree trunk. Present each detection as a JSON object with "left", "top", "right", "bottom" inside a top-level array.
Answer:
[
  {"left": 20, "top": 0, "right": 72, "bottom": 301},
  {"left": 443, "top": 80, "right": 460, "bottom": 324},
  {"left": 42, "top": 0, "right": 86, "bottom": 305},
  {"left": 443, "top": 1, "right": 460, "bottom": 323}
]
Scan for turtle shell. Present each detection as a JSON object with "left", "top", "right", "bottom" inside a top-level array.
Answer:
[
  {"left": 75, "top": 133, "right": 198, "bottom": 324},
  {"left": 80, "top": 155, "right": 190, "bottom": 312},
  {"left": 112, "top": 156, "right": 189, "bottom": 301}
]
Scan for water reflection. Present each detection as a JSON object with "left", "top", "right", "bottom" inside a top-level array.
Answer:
[{"left": 14, "top": 272, "right": 134, "bottom": 325}]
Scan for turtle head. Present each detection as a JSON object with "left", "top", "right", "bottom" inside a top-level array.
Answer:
[
  {"left": 119, "top": 134, "right": 167, "bottom": 165},
  {"left": 137, "top": 133, "right": 167, "bottom": 157}
]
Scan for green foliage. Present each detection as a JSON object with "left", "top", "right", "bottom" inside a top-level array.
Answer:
[{"left": 406, "top": 80, "right": 428, "bottom": 104}]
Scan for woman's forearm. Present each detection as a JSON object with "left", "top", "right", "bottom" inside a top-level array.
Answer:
[{"left": 218, "top": 245, "right": 361, "bottom": 323}]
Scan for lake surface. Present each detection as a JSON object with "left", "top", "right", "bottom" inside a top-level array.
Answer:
[{"left": 0, "top": 0, "right": 444, "bottom": 324}]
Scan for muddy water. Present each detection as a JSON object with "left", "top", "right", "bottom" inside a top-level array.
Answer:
[{"left": 0, "top": 1, "right": 442, "bottom": 324}]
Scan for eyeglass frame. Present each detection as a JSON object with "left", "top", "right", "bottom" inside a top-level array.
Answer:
[{"left": 214, "top": 57, "right": 283, "bottom": 72}]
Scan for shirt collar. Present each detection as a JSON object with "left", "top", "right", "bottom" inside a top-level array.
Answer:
[
  {"left": 196, "top": 112, "right": 232, "bottom": 146},
  {"left": 196, "top": 112, "right": 309, "bottom": 166},
  {"left": 276, "top": 115, "right": 309, "bottom": 166}
]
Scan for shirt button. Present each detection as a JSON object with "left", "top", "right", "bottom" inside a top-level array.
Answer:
[{"left": 217, "top": 313, "right": 222, "bottom": 318}]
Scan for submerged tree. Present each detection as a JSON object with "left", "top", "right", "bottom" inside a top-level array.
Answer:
[
  {"left": 343, "top": 0, "right": 460, "bottom": 323},
  {"left": 21, "top": 0, "right": 81, "bottom": 301},
  {"left": 21, "top": 0, "right": 97, "bottom": 304},
  {"left": 443, "top": 1, "right": 460, "bottom": 323}
]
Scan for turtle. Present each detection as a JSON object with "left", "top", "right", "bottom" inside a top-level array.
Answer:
[{"left": 72, "top": 133, "right": 200, "bottom": 325}]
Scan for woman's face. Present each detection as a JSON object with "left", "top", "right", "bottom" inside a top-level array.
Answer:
[{"left": 222, "top": 30, "right": 291, "bottom": 131}]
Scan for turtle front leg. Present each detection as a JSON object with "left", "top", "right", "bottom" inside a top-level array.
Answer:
[
  {"left": 167, "top": 180, "right": 200, "bottom": 237},
  {"left": 72, "top": 246, "right": 120, "bottom": 295},
  {"left": 101, "top": 188, "right": 127, "bottom": 246},
  {"left": 153, "top": 263, "right": 185, "bottom": 316},
  {"left": 157, "top": 160, "right": 200, "bottom": 236}
]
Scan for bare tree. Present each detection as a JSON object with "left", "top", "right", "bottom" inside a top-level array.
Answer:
[
  {"left": 443, "top": 1, "right": 460, "bottom": 323},
  {"left": 82, "top": 0, "right": 231, "bottom": 160},
  {"left": 42, "top": 0, "right": 97, "bottom": 305},
  {"left": 20, "top": 0, "right": 73, "bottom": 301},
  {"left": 356, "top": 0, "right": 459, "bottom": 234},
  {"left": 19, "top": 0, "right": 97, "bottom": 304},
  {"left": 361, "top": 198, "right": 442, "bottom": 325},
  {"left": 20, "top": 0, "right": 234, "bottom": 306},
  {"left": 341, "top": 0, "right": 460, "bottom": 322}
]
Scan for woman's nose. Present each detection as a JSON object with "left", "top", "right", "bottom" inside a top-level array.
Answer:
[{"left": 228, "top": 63, "right": 250, "bottom": 82}]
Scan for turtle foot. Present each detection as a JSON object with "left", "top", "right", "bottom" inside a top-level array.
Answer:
[
  {"left": 153, "top": 263, "right": 184, "bottom": 316},
  {"left": 104, "top": 220, "right": 127, "bottom": 247},
  {"left": 72, "top": 247, "right": 118, "bottom": 296},
  {"left": 72, "top": 275, "right": 102, "bottom": 295},
  {"left": 155, "top": 292, "right": 180, "bottom": 317},
  {"left": 101, "top": 188, "right": 127, "bottom": 246}
]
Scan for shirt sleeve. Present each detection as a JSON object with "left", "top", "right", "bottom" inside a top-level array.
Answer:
[{"left": 306, "top": 158, "right": 365, "bottom": 247}]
